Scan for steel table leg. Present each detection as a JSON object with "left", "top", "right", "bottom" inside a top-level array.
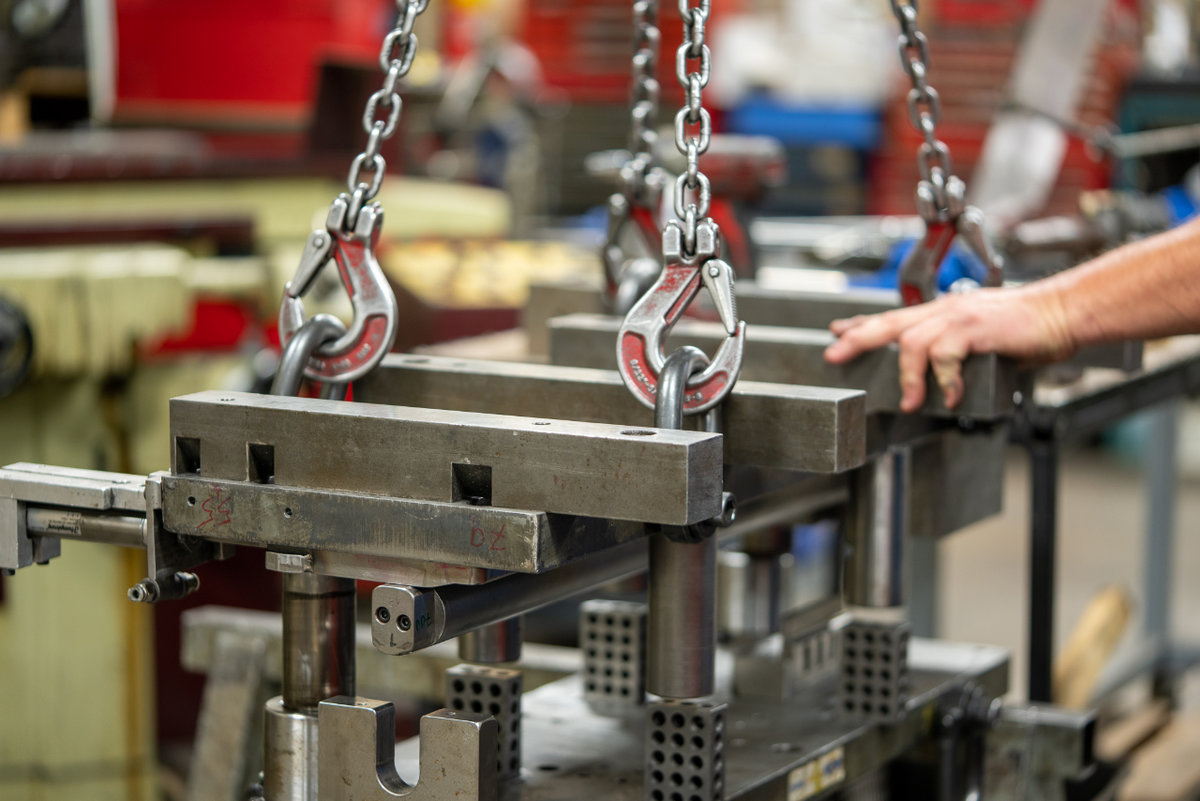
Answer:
[
  {"left": 1144, "top": 401, "right": 1179, "bottom": 696},
  {"left": 1028, "top": 433, "right": 1058, "bottom": 703}
]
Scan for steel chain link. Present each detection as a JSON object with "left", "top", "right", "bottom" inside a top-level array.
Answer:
[
  {"left": 673, "top": 0, "right": 714, "bottom": 255},
  {"left": 889, "top": 0, "right": 956, "bottom": 218},
  {"left": 345, "top": 0, "right": 430, "bottom": 223},
  {"left": 624, "top": 0, "right": 662, "bottom": 201}
]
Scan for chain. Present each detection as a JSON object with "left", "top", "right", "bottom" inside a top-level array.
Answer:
[
  {"left": 889, "top": 0, "right": 955, "bottom": 217},
  {"left": 624, "top": 0, "right": 662, "bottom": 202},
  {"left": 673, "top": 0, "right": 714, "bottom": 256},
  {"left": 345, "top": 0, "right": 430, "bottom": 224}
]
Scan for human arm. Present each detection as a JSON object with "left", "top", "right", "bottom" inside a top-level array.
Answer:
[{"left": 822, "top": 216, "right": 1200, "bottom": 412}]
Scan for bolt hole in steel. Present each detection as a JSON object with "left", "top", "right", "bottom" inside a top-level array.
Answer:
[
  {"left": 397, "top": 614, "right": 412, "bottom": 631},
  {"left": 621, "top": 429, "right": 657, "bottom": 437},
  {"left": 375, "top": 606, "right": 391, "bottom": 624},
  {"left": 283, "top": 507, "right": 294, "bottom": 519},
  {"left": 187, "top": 497, "right": 196, "bottom": 506}
]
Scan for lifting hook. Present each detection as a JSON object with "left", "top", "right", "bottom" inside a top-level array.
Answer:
[
  {"left": 898, "top": 176, "right": 1004, "bottom": 306},
  {"left": 278, "top": 195, "right": 399, "bottom": 383},
  {"left": 616, "top": 218, "right": 745, "bottom": 414}
]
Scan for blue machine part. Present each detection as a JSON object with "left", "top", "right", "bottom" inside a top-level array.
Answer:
[
  {"left": 1161, "top": 184, "right": 1199, "bottom": 227},
  {"left": 850, "top": 239, "right": 989, "bottom": 293}
]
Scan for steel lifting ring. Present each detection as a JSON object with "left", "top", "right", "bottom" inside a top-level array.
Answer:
[
  {"left": 617, "top": 218, "right": 745, "bottom": 414},
  {"left": 278, "top": 194, "right": 399, "bottom": 383}
]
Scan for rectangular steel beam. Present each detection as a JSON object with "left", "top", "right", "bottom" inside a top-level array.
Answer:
[
  {"left": 525, "top": 277, "right": 1140, "bottom": 371},
  {"left": 160, "top": 475, "right": 645, "bottom": 573},
  {"left": 355, "top": 355, "right": 866, "bottom": 474},
  {"left": 546, "top": 313, "right": 1019, "bottom": 420},
  {"left": 169, "top": 391, "right": 722, "bottom": 525}
]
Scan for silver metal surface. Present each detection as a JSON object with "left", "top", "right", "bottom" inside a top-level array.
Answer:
[
  {"left": 357, "top": 353, "right": 866, "bottom": 474},
  {"left": 187, "top": 632, "right": 268, "bottom": 801},
  {"left": 309, "top": 550, "right": 505, "bottom": 587},
  {"left": 648, "top": 532, "right": 715, "bottom": 699},
  {"left": 843, "top": 449, "right": 908, "bottom": 609},
  {"left": 909, "top": 425, "right": 1006, "bottom": 539},
  {"left": 647, "top": 347, "right": 718, "bottom": 699},
  {"left": 371, "top": 540, "right": 649, "bottom": 656},
  {"left": 392, "top": 639, "right": 1009, "bottom": 800},
  {"left": 581, "top": 599, "right": 648, "bottom": 715},
  {"left": 25, "top": 508, "right": 144, "bottom": 548},
  {"left": 458, "top": 619, "right": 523, "bottom": 664},
  {"left": 548, "top": 313, "right": 1018, "bottom": 420},
  {"left": 839, "top": 613, "right": 911, "bottom": 723},
  {"left": 445, "top": 665, "right": 523, "bottom": 781},
  {"left": 264, "top": 697, "right": 319, "bottom": 801},
  {"left": 169, "top": 390, "right": 723, "bottom": 526},
  {"left": 162, "top": 474, "right": 645, "bottom": 574},
  {"left": 270, "top": 315, "right": 347, "bottom": 397},
  {"left": 985, "top": 704, "right": 1095, "bottom": 801},
  {"left": 319, "top": 699, "right": 497, "bottom": 801},
  {"left": 282, "top": 574, "right": 356, "bottom": 712},
  {"left": 670, "top": 0, "right": 715, "bottom": 252},
  {"left": 0, "top": 461, "right": 147, "bottom": 512},
  {"left": 717, "top": 551, "right": 784, "bottom": 643},
  {"left": 526, "top": 276, "right": 1143, "bottom": 371},
  {"left": 645, "top": 699, "right": 726, "bottom": 801},
  {"left": 181, "top": 606, "right": 579, "bottom": 706}
]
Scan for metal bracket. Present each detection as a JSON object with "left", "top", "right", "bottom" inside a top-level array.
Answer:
[{"left": 318, "top": 697, "right": 497, "bottom": 801}]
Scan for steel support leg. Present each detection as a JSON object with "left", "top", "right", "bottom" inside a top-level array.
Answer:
[
  {"left": 1028, "top": 433, "right": 1058, "bottom": 703},
  {"left": 1144, "top": 401, "right": 1179, "bottom": 696}
]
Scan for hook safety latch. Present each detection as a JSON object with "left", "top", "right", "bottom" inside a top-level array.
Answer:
[
  {"left": 616, "top": 219, "right": 745, "bottom": 414},
  {"left": 278, "top": 195, "right": 399, "bottom": 383},
  {"left": 898, "top": 176, "right": 1004, "bottom": 306}
]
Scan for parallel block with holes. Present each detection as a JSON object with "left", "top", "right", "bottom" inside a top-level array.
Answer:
[
  {"left": 788, "top": 623, "right": 840, "bottom": 686},
  {"left": 839, "top": 617, "right": 910, "bottom": 723},
  {"left": 445, "top": 664, "right": 523, "bottom": 780},
  {"left": 581, "top": 599, "right": 646, "bottom": 715},
  {"left": 645, "top": 700, "right": 726, "bottom": 801}
]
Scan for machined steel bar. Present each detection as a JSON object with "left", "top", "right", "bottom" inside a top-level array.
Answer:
[
  {"left": 645, "top": 347, "right": 718, "bottom": 700},
  {"left": 282, "top": 573, "right": 357, "bottom": 713},
  {"left": 25, "top": 507, "right": 145, "bottom": 548},
  {"left": 169, "top": 390, "right": 723, "bottom": 526},
  {"left": 458, "top": 619, "right": 523, "bottom": 664},
  {"left": 546, "top": 313, "right": 1018, "bottom": 420},
  {"left": 355, "top": 354, "right": 866, "bottom": 474},
  {"left": 372, "top": 540, "right": 649, "bottom": 656},
  {"left": 843, "top": 448, "right": 909, "bottom": 609}
]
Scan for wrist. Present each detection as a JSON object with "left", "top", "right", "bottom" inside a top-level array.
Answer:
[{"left": 1023, "top": 279, "right": 1080, "bottom": 360}]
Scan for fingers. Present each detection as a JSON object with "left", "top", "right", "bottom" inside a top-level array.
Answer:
[
  {"left": 896, "top": 317, "right": 949, "bottom": 412},
  {"left": 824, "top": 307, "right": 927, "bottom": 364},
  {"left": 928, "top": 330, "right": 970, "bottom": 409}
]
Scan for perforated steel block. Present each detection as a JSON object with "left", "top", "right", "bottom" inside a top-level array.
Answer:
[
  {"left": 840, "top": 618, "right": 909, "bottom": 723},
  {"left": 446, "top": 664, "right": 523, "bottom": 780},
  {"left": 645, "top": 700, "right": 726, "bottom": 801},
  {"left": 788, "top": 624, "right": 840, "bottom": 686},
  {"left": 581, "top": 599, "right": 646, "bottom": 714}
]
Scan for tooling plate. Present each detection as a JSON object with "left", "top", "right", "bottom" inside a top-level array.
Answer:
[{"left": 356, "top": 355, "right": 866, "bottom": 474}]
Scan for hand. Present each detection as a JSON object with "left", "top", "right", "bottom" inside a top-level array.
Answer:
[{"left": 822, "top": 286, "right": 1076, "bottom": 412}]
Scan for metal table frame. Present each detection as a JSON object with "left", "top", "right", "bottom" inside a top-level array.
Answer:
[{"left": 1010, "top": 344, "right": 1200, "bottom": 701}]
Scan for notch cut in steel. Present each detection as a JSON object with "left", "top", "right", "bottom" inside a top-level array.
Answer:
[
  {"left": 279, "top": 194, "right": 398, "bottom": 383},
  {"left": 617, "top": 220, "right": 745, "bottom": 413}
]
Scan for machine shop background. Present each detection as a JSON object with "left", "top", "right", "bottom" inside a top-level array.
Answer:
[{"left": 2, "top": 0, "right": 1200, "bottom": 800}]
